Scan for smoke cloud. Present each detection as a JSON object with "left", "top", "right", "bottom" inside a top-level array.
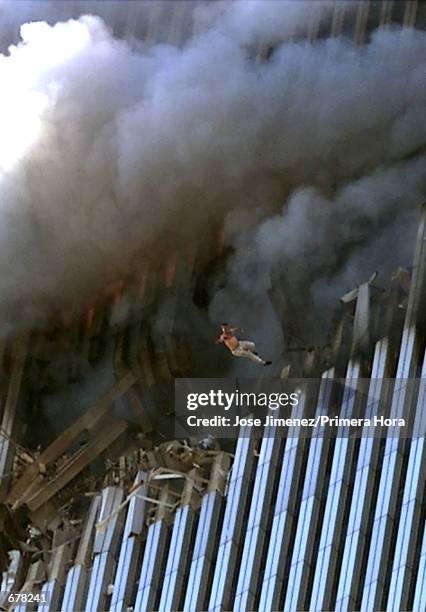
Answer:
[{"left": 0, "top": 1, "right": 424, "bottom": 341}]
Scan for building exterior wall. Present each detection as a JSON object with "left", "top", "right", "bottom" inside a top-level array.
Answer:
[{"left": 10, "top": 205, "right": 423, "bottom": 612}]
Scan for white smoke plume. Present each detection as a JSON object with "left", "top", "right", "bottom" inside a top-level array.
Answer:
[{"left": 0, "top": 1, "right": 424, "bottom": 339}]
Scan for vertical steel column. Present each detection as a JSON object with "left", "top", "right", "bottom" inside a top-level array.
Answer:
[
  {"left": 359, "top": 326, "right": 420, "bottom": 612},
  {"left": 208, "top": 424, "right": 256, "bottom": 611},
  {"left": 37, "top": 543, "right": 71, "bottom": 611},
  {"left": 258, "top": 393, "right": 309, "bottom": 612},
  {"left": 360, "top": 207, "right": 426, "bottom": 611},
  {"left": 158, "top": 478, "right": 199, "bottom": 612},
  {"left": 183, "top": 453, "right": 229, "bottom": 612},
  {"left": 387, "top": 350, "right": 426, "bottom": 611},
  {"left": 110, "top": 472, "right": 148, "bottom": 612},
  {"left": 379, "top": 1, "right": 394, "bottom": 27},
  {"left": 335, "top": 338, "right": 392, "bottom": 611},
  {"left": 84, "top": 487, "right": 124, "bottom": 612},
  {"left": 403, "top": 0, "right": 418, "bottom": 28},
  {"left": 307, "top": 3, "right": 323, "bottom": 42},
  {"left": 331, "top": 1, "right": 346, "bottom": 37},
  {"left": 309, "top": 359, "right": 364, "bottom": 611},
  {"left": 14, "top": 560, "right": 45, "bottom": 612},
  {"left": 233, "top": 423, "right": 283, "bottom": 611},
  {"left": 181, "top": 496, "right": 221, "bottom": 612},
  {"left": 167, "top": 0, "right": 188, "bottom": 47},
  {"left": 62, "top": 495, "right": 100, "bottom": 612},
  {"left": 354, "top": 1, "right": 370, "bottom": 45},
  {"left": 412, "top": 524, "right": 426, "bottom": 610},
  {"left": 283, "top": 369, "right": 338, "bottom": 611},
  {"left": 133, "top": 487, "right": 172, "bottom": 612}
]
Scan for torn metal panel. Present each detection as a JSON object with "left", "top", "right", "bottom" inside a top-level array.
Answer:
[
  {"left": 75, "top": 495, "right": 101, "bottom": 566},
  {"left": 25, "top": 421, "right": 128, "bottom": 513},
  {"left": 47, "top": 541, "right": 72, "bottom": 585},
  {"left": 207, "top": 452, "right": 230, "bottom": 495},
  {"left": 7, "top": 373, "right": 136, "bottom": 509},
  {"left": 405, "top": 204, "right": 426, "bottom": 326},
  {"left": 352, "top": 283, "right": 371, "bottom": 353},
  {"left": 84, "top": 487, "right": 124, "bottom": 612},
  {"left": 93, "top": 487, "right": 124, "bottom": 554},
  {"left": 0, "top": 550, "right": 23, "bottom": 609}
]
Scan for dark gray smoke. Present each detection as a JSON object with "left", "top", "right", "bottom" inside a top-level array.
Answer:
[
  {"left": 211, "top": 158, "right": 425, "bottom": 345},
  {"left": 0, "top": 1, "right": 424, "bottom": 345}
]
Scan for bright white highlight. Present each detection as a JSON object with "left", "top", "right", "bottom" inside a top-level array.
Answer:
[{"left": 0, "top": 87, "right": 45, "bottom": 172}]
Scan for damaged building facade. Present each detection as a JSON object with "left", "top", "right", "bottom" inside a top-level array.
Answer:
[
  {"left": 0, "top": 1, "right": 425, "bottom": 611},
  {"left": 2, "top": 201, "right": 426, "bottom": 611}
]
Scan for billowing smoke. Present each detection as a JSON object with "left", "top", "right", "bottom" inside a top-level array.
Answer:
[
  {"left": 0, "top": 1, "right": 424, "bottom": 345},
  {"left": 211, "top": 158, "right": 425, "bottom": 346}
]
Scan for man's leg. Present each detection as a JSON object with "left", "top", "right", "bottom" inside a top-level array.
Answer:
[
  {"left": 244, "top": 350, "right": 268, "bottom": 365},
  {"left": 233, "top": 343, "right": 271, "bottom": 365},
  {"left": 239, "top": 341, "right": 256, "bottom": 352}
]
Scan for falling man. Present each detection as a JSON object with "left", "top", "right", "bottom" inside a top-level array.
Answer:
[{"left": 216, "top": 324, "right": 272, "bottom": 366}]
